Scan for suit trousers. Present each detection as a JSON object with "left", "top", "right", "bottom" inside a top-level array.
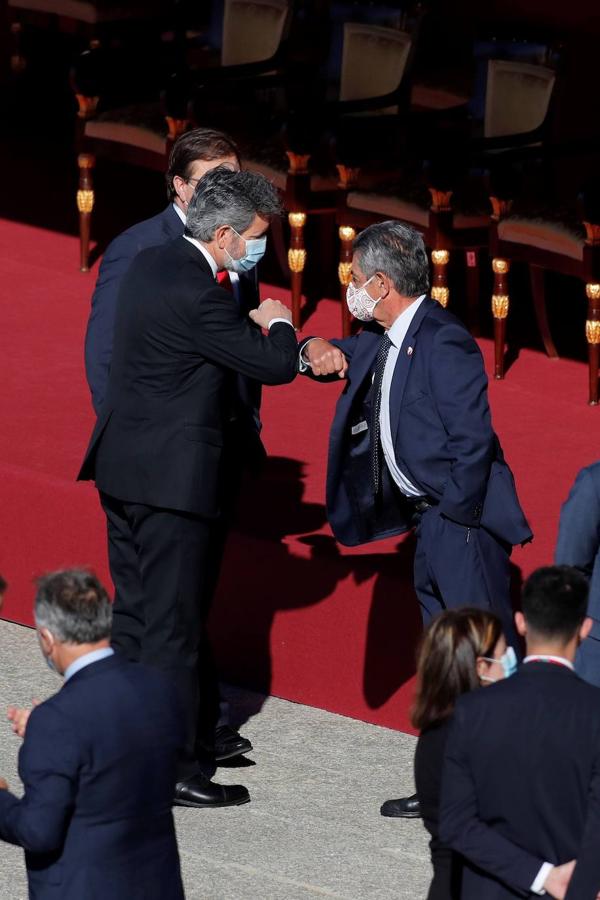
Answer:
[
  {"left": 412, "top": 506, "right": 517, "bottom": 646},
  {"left": 101, "top": 493, "right": 223, "bottom": 771}
]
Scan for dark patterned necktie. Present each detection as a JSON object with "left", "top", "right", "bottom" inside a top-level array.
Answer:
[{"left": 371, "top": 334, "right": 392, "bottom": 494}]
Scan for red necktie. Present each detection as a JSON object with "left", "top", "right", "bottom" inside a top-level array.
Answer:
[{"left": 217, "top": 270, "right": 233, "bottom": 292}]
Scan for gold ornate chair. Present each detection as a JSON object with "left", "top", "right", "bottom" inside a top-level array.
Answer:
[
  {"left": 283, "top": 19, "right": 418, "bottom": 327},
  {"left": 488, "top": 187, "right": 600, "bottom": 405},
  {"left": 334, "top": 51, "right": 560, "bottom": 336}
]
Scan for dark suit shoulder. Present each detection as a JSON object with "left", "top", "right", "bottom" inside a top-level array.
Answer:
[{"left": 102, "top": 206, "right": 181, "bottom": 262}]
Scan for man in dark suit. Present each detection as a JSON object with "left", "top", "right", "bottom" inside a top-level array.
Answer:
[
  {"left": 85, "top": 128, "right": 263, "bottom": 766},
  {"left": 79, "top": 167, "right": 297, "bottom": 809},
  {"left": 555, "top": 461, "right": 600, "bottom": 686},
  {"left": 85, "top": 127, "right": 243, "bottom": 414},
  {"left": 300, "top": 220, "right": 531, "bottom": 817},
  {"left": 0, "top": 569, "right": 185, "bottom": 900},
  {"left": 439, "top": 566, "right": 600, "bottom": 900}
]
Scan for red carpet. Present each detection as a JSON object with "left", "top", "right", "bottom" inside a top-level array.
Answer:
[{"left": 1, "top": 218, "right": 599, "bottom": 734}]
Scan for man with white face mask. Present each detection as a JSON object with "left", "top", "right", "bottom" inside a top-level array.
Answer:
[{"left": 300, "top": 220, "right": 531, "bottom": 818}]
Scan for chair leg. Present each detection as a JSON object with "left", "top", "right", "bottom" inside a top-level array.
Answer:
[
  {"left": 465, "top": 249, "right": 480, "bottom": 335},
  {"left": 288, "top": 212, "right": 306, "bottom": 329},
  {"left": 491, "top": 258, "right": 510, "bottom": 379},
  {"left": 530, "top": 265, "right": 558, "bottom": 358},
  {"left": 431, "top": 250, "right": 450, "bottom": 308},
  {"left": 338, "top": 225, "right": 356, "bottom": 338},
  {"left": 9, "top": 21, "right": 26, "bottom": 74},
  {"left": 586, "top": 282, "right": 600, "bottom": 405},
  {"left": 77, "top": 153, "right": 95, "bottom": 272}
]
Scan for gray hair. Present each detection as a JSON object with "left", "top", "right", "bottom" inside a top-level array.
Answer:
[
  {"left": 353, "top": 221, "right": 430, "bottom": 297},
  {"left": 34, "top": 568, "right": 112, "bottom": 644},
  {"left": 186, "top": 166, "right": 283, "bottom": 242}
]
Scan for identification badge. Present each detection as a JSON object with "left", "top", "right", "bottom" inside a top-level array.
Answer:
[{"left": 351, "top": 421, "right": 368, "bottom": 435}]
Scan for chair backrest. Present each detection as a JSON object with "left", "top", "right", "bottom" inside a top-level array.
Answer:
[
  {"left": 221, "top": 0, "right": 289, "bottom": 66},
  {"left": 339, "top": 23, "right": 412, "bottom": 107},
  {"left": 484, "top": 59, "right": 556, "bottom": 138}
]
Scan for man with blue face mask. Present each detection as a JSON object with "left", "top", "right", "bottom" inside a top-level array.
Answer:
[
  {"left": 299, "top": 220, "right": 532, "bottom": 819},
  {"left": 79, "top": 167, "right": 297, "bottom": 811}
]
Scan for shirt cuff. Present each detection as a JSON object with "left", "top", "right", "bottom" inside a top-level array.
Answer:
[
  {"left": 267, "top": 317, "right": 294, "bottom": 329},
  {"left": 531, "top": 862, "right": 553, "bottom": 895},
  {"left": 298, "top": 337, "right": 321, "bottom": 372}
]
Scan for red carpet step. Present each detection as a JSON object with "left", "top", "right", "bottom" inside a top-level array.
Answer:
[{"left": 1, "top": 218, "right": 598, "bottom": 733}]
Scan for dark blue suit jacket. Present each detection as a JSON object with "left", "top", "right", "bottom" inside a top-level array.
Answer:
[
  {"left": 439, "top": 663, "right": 600, "bottom": 900},
  {"left": 555, "top": 461, "right": 600, "bottom": 683},
  {"left": 84, "top": 204, "right": 262, "bottom": 426},
  {"left": 319, "top": 298, "right": 531, "bottom": 547},
  {"left": 0, "top": 654, "right": 185, "bottom": 900}
]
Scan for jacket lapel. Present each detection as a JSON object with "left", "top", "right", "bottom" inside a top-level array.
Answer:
[{"left": 390, "top": 297, "right": 436, "bottom": 439}]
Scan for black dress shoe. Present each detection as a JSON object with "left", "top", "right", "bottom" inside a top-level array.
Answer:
[
  {"left": 174, "top": 772, "right": 250, "bottom": 809},
  {"left": 197, "top": 725, "right": 253, "bottom": 762},
  {"left": 380, "top": 793, "right": 421, "bottom": 818}
]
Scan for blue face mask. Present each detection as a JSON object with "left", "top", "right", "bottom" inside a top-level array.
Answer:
[
  {"left": 224, "top": 226, "right": 267, "bottom": 273},
  {"left": 480, "top": 646, "right": 518, "bottom": 682}
]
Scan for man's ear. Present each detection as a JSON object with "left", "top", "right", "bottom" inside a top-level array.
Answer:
[
  {"left": 580, "top": 616, "right": 593, "bottom": 642},
  {"left": 215, "top": 224, "right": 231, "bottom": 249},
  {"left": 172, "top": 175, "right": 187, "bottom": 204},
  {"left": 374, "top": 271, "right": 391, "bottom": 299},
  {"left": 515, "top": 611, "right": 527, "bottom": 637},
  {"left": 38, "top": 627, "right": 54, "bottom": 655}
]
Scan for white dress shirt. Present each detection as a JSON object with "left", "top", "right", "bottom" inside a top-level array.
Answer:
[{"left": 379, "top": 295, "right": 426, "bottom": 497}]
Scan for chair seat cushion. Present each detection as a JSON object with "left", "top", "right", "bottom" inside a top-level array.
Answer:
[
  {"left": 84, "top": 103, "right": 166, "bottom": 155},
  {"left": 8, "top": 0, "right": 158, "bottom": 24},
  {"left": 347, "top": 177, "right": 489, "bottom": 229},
  {"left": 498, "top": 209, "right": 585, "bottom": 261}
]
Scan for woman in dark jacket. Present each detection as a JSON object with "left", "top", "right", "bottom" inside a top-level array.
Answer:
[{"left": 412, "top": 608, "right": 514, "bottom": 900}]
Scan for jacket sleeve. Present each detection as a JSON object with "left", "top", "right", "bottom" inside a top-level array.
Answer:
[
  {"left": 0, "top": 703, "right": 79, "bottom": 853},
  {"left": 439, "top": 705, "right": 545, "bottom": 896},
  {"left": 555, "top": 468, "right": 600, "bottom": 578},
  {"left": 565, "top": 739, "right": 600, "bottom": 900},
  {"left": 84, "top": 231, "right": 140, "bottom": 414},
  {"left": 430, "top": 324, "right": 495, "bottom": 527},
  {"left": 191, "top": 284, "right": 298, "bottom": 385}
]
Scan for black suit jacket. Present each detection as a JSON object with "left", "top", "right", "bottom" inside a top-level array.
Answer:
[
  {"left": 0, "top": 654, "right": 184, "bottom": 899},
  {"left": 78, "top": 237, "right": 297, "bottom": 516},
  {"left": 84, "top": 204, "right": 262, "bottom": 423},
  {"left": 439, "top": 663, "right": 600, "bottom": 900}
]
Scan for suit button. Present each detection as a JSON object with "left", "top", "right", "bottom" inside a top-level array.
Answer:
[{"left": 473, "top": 504, "right": 482, "bottom": 517}]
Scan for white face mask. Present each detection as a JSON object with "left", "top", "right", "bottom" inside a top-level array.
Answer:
[
  {"left": 346, "top": 276, "right": 382, "bottom": 322},
  {"left": 479, "top": 646, "right": 518, "bottom": 683}
]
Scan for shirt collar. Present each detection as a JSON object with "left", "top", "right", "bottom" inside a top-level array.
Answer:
[
  {"left": 64, "top": 647, "right": 115, "bottom": 682},
  {"left": 183, "top": 235, "right": 218, "bottom": 279},
  {"left": 523, "top": 654, "right": 574, "bottom": 671},
  {"left": 172, "top": 202, "right": 186, "bottom": 225},
  {"left": 387, "top": 294, "right": 427, "bottom": 348}
]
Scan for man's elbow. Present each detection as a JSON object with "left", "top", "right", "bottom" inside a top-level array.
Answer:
[{"left": 19, "top": 821, "right": 64, "bottom": 854}]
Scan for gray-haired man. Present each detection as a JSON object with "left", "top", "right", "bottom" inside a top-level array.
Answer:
[
  {"left": 1, "top": 569, "right": 185, "bottom": 899},
  {"left": 79, "top": 168, "right": 298, "bottom": 809},
  {"left": 300, "top": 220, "right": 531, "bottom": 818}
]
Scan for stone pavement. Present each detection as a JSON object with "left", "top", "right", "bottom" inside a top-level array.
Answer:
[{"left": 0, "top": 620, "right": 431, "bottom": 899}]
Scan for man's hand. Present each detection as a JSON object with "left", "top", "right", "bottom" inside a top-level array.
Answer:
[
  {"left": 304, "top": 339, "right": 348, "bottom": 378},
  {"left": 7, "top": 699, "right": 40, "bottom": 739},
  {"left": 0, "top": 778, "right": 8, "bottom": 791},
  {"left": 544, "top": 860, "right": 576, "bottom": 899},
  {"left": 249, "top": 299, "right": 293, "bottom": 329}
]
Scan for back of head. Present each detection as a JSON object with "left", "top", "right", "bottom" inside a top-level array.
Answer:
[
  {"left": 412, "top": 608, "right": 502, "bottom": 731},
  {"left": 353, "top": 220, "right": 430, "bottom": 297},
  {"left": 522, "top": 565, "right": 588, "bottom": 643},
  {"left": 185, "top": 167, "right": 283, "bottom": 243},
  {"left": 165, "top": 127, "right": 241, "bottom": 201},
  {"left": 35, "top": 568, "right": 112, "bottom": 644}
]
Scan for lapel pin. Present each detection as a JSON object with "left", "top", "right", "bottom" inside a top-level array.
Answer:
[{"left": 407, "top": 346, "right": 413, "bottom": 356}]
